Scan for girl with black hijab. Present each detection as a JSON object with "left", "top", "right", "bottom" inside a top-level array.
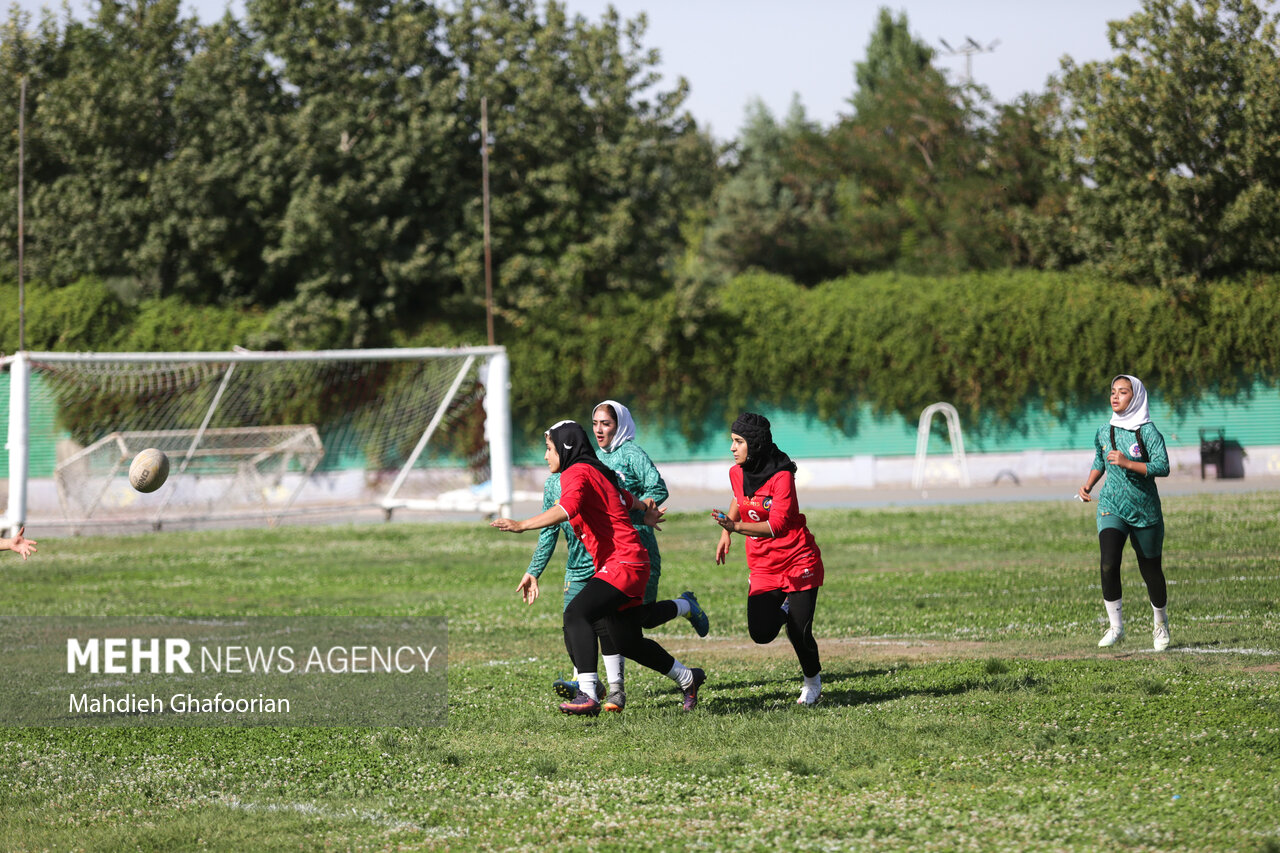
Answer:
[
  {"left": 492, "top": 420, "right": 706, "bottom": 715},
  {"left": 712, "top": 412, "right": 824, "bottom": 706}
]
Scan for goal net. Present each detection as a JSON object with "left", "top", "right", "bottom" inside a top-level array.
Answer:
[{"left": 3, "top": 347, "right": 512, "bottom": 531}]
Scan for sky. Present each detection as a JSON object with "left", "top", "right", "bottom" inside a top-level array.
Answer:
[{"left": 14, "top": 0, "right": 1146, "bottom": 141}]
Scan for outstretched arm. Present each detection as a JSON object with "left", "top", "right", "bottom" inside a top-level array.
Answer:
[
  {"left": 491, "top": 504, "right": 571, "bottom": 533},
  {"left": 0, "top": 527, "right": 37, "bottom": 560}
]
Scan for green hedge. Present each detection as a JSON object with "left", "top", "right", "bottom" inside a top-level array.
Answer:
[
  {"left": 502, "top": 271, "right": 1280, "bottom": 436},
  {"left": 0, "top": 279, "right": 270, "bottom": 353},
  {"left": 5, "top": 273, "right": 1279, "bottom": 442}
]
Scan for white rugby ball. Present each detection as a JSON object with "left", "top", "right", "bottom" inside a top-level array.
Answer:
[{"left": 129, "top": 448, "right": 170, "bottom": 493}]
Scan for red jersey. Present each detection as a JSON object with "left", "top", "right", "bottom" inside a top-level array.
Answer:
[
  {"left": 557, "top": 463, "right": 650, "bottom": 601},
  {"left": 729, "top": 466, "right": 824, "bottom": 595}
]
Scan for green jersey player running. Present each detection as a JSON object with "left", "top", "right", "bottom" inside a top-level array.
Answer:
[{"left": 1077, "top": 374, "right": 1172, "bottom": 652}]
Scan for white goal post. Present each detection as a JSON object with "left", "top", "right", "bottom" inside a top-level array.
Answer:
[{"left": 2, "top": 347, "right": 512, "bottom": 533}]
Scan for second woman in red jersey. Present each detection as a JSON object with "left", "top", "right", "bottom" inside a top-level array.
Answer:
[{"left": 712, "top": 412, "right": 824, "bottom": 706}]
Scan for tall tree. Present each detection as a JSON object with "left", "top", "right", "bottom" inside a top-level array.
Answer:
[
  {"left": 444, "top": 0, "right": 716, "bottom": 314},
  {"left": 8, "top": 0, "right": 197, "bottom": 289},
  {"left": 245, "top": 0, "right": 467, "bottom": 345},
  {"left": 826, "top": 60, "right": 1012, "bottom": 274},
  {"left": 851, "top": 6, "right": 934, "bottom": 116},
  {"left": 700, "top": 97, "right": 843, "bottom": 285},
  {"left": 137, "top": 12, "right": 293, "bottom": 306},
  {"left": 0, "top": 5, "right": 65, "bottom": 282},
  {"left": 1057, "top": 0, "right": 1280, "bottom": 286}
]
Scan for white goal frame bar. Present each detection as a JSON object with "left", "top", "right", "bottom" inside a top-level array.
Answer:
[
  {"left": 2, "top": 347, "right": 512, "bottom": 534},
  {"left": 911, "top": 401, "right": 971, "bottom": 490}
]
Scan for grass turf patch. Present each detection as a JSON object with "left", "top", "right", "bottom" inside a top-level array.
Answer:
[{"left": 1, "top": 491, "right": 1278, "bottom": 851}]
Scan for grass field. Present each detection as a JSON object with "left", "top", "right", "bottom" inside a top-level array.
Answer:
[{"left": 2, "top": 491, "right": 1278, "bottom": 851}]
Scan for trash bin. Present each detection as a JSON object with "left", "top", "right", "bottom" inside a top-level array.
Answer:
[{"left": 1200, "top": 428, "right": 1245, "bottom": 479}]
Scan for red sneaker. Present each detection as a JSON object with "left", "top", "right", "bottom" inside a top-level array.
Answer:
[
  {"left": 681, "top": 668, "right": 706, "bottom": 712},
  {"left": 559, "top": 691, "right": 601, "bottom": 716}
]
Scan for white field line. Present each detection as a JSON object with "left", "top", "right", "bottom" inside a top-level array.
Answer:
[
  {"left": 1168, "top": 575, "right": 1280, "bottom": 585},
  {"left": 1173, "top": 647, "right": 1279, "bottom": 656},
  {"left": 484, "top": 656, "right": 539, "bottom": 666}
]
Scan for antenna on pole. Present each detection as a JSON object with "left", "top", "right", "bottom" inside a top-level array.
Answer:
[{"left": 938, "top": 36, "right": 1000, "bottom": 84}]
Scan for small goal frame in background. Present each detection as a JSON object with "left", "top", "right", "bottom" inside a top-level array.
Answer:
[{"left": 2, "top": 347, "right": 512, "bottom": 534}]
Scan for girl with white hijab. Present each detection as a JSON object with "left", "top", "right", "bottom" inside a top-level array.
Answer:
[
  {"left": 1077, "top": 375, "right": 1172, "bottom": 651},
  {"left": 587, "top": 400, "right": 709, "bottom": 713}
]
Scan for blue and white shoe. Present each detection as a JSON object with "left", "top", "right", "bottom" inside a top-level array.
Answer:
[{"left": 680, "top": 591, "right": 710, "bottom": 637}]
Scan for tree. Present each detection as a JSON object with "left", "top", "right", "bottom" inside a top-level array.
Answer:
[
  {"left": 137, "top": 11, "right": 293, "bottom": 306},
  {"left": 1057, "top": 0, "right": 1280, "bottom": 286},
  {"left": 4, "top": 1, "right": 197, "bottom": 290},
  {"left": 245, "top": 0, "right": 468, "bottom": 345},
  {"left": 699, "top": 6, "right": 1035, "bottom": 282},
  {"left": 851, "top": 6, "right": 934, "bottom": 116},
  {"left": 991, "top": 92, "right": 1081, "bottom": 269},
  {"left": 825, "top": 62, "right": 1012, "bottom": 274},
  {"left": 700, "top": 97, "right": 844, "bottom": 285},
  {"left": 443, "top": 0, "right": 717, "bottom": 315}
]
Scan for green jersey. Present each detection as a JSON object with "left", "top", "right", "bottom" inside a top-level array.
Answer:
[
  {"left": 598, "top": 440, "right": 668, "bottom": 575},
  {"left": 525, "top": 474, "right": 595, "bottom": 583},
  {"left": 1091, "top": 421, "right": 1169, "bottom": 528}
]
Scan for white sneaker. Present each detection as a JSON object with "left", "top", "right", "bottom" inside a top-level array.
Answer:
[
  {"left": 1098, "top": 626, "right": 1125, "bottom": 647},
  {"left": 1153, "top": 620, "right": 1170, "bottom": 651},
  {"left": 797, "top": 676, "right": 821, "bottom": 706}
]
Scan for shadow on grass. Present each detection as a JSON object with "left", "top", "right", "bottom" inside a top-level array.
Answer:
[{"left": 701, "top": 666, "right": 1041, "bottom": 715}]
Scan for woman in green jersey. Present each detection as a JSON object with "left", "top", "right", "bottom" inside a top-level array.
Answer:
[
  {"left": 592, "top": 401, "right": 669, "bottom": 604},
  {"left": 1077, "top": 375, "right": 1171, "bottom": 651},
  {"left": 587, "top": 400, "right": 710, "bottom": 710}
]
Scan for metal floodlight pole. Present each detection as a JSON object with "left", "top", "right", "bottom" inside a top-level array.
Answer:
[
  {"left": 481, "top": 97, "right": 495, "bottom": 346},
  {"left": 18, "top": 76, "right": 26, "bottom": 351},
  {"left": 7, "top": 78, "right": 29, "bottom": 537}
]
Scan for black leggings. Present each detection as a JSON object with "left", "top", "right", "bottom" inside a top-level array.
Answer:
[
  {"left": 563, "top": 578, "right": 676, "bottom": 676},
  {"left": 1099, "top": 528, "right": 1167, "bottom": 608},
  {"left": 561, "top": 597, "right": 679, "bottom": 665},
  {"left": 747, "top": 588, "right": 821, "bottom": 678}
]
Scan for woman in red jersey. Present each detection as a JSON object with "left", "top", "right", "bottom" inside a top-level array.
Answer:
[
  {"left": 492, "top": 420, "right": 705, "bottom": 715},
  {"left": 712, "top": 412, "right": 823, "bottom": 706}
]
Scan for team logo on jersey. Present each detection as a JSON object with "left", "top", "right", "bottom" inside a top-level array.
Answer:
[
  {"left": 763, "top": 497, "right": 772, "bottom": 510},
  {"left": 1128, "top": 442, "right": 1142, "bottom": 458}
]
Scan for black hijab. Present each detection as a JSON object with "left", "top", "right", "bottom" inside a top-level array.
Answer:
[
  {"left": 546, "top": 420, "right": 623, "bottom": 491},
  {"left": 732, "top": 412, "right": 797, "bottom": 497}
]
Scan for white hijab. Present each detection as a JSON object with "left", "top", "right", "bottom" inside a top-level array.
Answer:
[
  {"left": 1108, "top": 374, "right": 1151, "bottom": 430},
  {"left": 593, "top": 399, "right": 636, "bottom": 453}
]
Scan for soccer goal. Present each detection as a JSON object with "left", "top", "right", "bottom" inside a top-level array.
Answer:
[{"left": 2, "top": 347, "right": 512, "bottom": 533}]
